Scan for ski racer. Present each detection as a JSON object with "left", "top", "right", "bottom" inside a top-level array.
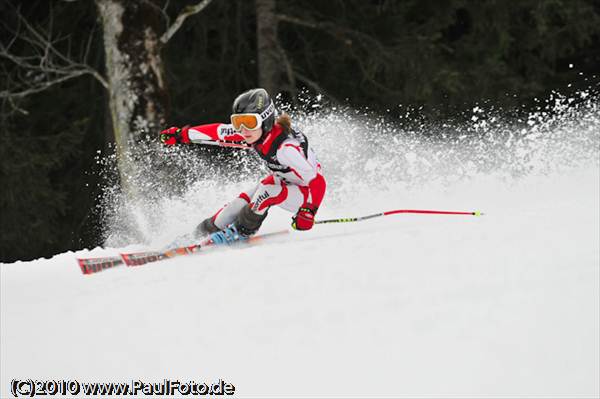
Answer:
[{"left": 159, "top": 88, "right": 326, "bottom": 244}]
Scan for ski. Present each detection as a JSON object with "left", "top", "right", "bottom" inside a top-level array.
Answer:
[
  {"left": 122, "top": 229, "right": 289, "bottom": 267},
  {"left": 121, "top": 243, "right": 205, "bottom": 267},
  {"left": 121, "top": 229, "right": 289, "bottom": 267},
  {"left": 77, "top": 256, "right": 124, "bottom": 275},
  {"left": 76, "top": 230, "right": 289, "bottom": 274}
]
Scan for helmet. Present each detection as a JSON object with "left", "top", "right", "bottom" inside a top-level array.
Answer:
[{"left": 232, "top": 88, "right": 276, "bottom": 132}]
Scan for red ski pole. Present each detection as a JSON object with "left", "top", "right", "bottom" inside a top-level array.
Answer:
[{"left": 315, "top": 209, "right": 483, "bottom": 225}]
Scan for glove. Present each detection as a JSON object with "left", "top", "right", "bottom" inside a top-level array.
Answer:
[
  {"left": 159, "top": 125, "right": 190, "bottom": 145},
  {"left": 291, "top": 203, "right": 318, "bottom": 231}
]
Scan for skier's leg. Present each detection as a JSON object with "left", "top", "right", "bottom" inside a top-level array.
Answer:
[
  {"left": 195, "top": 187, "right": 257, "bottom": 236},
  {"left": 209, "top": 176, "right": 289, "bottom": 244},
  {"left": 275, "top": 184, "right": 308, "bottom": 213},
  {"left": 248, "top": 175, "right": 290, "bottom": 215},
  {"left": 226, "top": 175, "right": 285, "bottom": 237},
  {"left": 209, "top": 176, "right": 307, "bottom": 244},
  {"left": 235, "top": 177, "right": 307, "bottom": 233}
]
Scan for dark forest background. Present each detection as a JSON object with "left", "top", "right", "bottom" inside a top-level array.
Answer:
[{"left": 1, "top": 0, "right": 599, "bottom": 263}]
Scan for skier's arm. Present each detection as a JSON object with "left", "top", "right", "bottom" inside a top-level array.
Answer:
[
  {"left": 159, "top": 123, "right": 244, "bottom": 145},
  {"left": 188, "top": 123, "right": 245, "bottom": 143}
]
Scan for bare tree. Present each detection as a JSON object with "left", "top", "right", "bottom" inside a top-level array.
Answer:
[
  {"left": 1, "top": 0, "right": 214, "bottom": 198},
  {"left": 256, "top": 0, "right": 286, "bottom": 96},
  {"left": 0, "top": 4, "right": 108, "bottom": 113}
]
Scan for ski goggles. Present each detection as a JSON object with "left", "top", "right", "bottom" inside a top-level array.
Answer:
[{"left": 230, "top": 101, "right": 275, "bottom": 131}]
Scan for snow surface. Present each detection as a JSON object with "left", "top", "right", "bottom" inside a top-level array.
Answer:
[{"left": 2, "top": 94, "right": 599, "bottom": 398}]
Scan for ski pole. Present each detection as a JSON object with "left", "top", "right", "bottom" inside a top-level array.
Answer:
[
  {"left": 316, "top": 209, "right": 483, "bottom": 224},
  {"left": 194, "top": 140, "right": 252, "bottom": 149}
]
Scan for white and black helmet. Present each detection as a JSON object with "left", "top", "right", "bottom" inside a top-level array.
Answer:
[{"left": 232, "top": 88, "right": 276, "bottom": 132}]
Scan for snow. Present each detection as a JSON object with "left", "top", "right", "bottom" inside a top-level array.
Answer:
[{"left": 2, "top": 98, "right": 599, "bottom": 397}]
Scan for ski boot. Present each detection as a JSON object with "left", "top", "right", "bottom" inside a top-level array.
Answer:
[
  {"left": 208, "top": 205, "right": 268, "bottom": 245},
  {"left": 209, "top": 223, "right": 246, "bottom": 245}
]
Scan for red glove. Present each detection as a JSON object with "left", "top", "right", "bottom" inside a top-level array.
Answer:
[
  {"left": 291, "top": 203, "right": 318, "bottom": 231},
  {"left": 159, "top": 125, "right": 190, "bottom": 145}
]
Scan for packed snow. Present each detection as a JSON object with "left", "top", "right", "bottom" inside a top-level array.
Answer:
[{"left": 2, "top": 93, "right": 599, "bottom": 397}]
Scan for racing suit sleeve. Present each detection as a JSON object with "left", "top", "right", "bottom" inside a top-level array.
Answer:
[{"left": 187, "top": 123, "right": 245, "bottom": 143}]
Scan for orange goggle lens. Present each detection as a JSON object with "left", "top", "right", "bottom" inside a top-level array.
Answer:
[{"left": 231, "top": 114, "right": 261, "bottom": 131}]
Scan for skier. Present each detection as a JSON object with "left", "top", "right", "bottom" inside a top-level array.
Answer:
[{"left": 159, "top": 88, "right": 326, "bottom": 244}]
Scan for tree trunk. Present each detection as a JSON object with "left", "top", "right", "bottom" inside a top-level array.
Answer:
[
  {"left": 256, "top": 0, "right": 283, "bottom": 96},
  {"left": 95, "top": 0, "right": 168, "bottom": 194}
]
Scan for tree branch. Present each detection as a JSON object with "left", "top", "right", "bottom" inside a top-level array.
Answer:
[
  {"left": 0, "top": 2, "right": 108, "bottom": 104},
  {"left": 277, "top": 13, "right": 388, "bottom": 57},
  {"left": 0, "top": 3, "right": 108, "bottom": 103},
  {"left": 277, "top": 13, "right": 399, "bottom": 95},
  {"left": 294, "top": 69, "right": 341, "bottom": 104},
  {"left": 0, "top": 70, "right": 97, "bottom": 99},
  {"left": 160, "top": 0, "right": 215, "bottom": 44}
]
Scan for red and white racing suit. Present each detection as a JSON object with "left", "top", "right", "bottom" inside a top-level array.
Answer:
[{"left": 187, "top": 122, "right": 326, "bottom": 229}]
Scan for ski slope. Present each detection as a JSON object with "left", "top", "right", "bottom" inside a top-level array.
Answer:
[{"left": 2, "top": 95, "right": 599, "bottom": 397}]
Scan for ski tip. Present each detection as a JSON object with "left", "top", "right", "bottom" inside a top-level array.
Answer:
[{"left": 473, "top": 211, "right": 484, "bottom": 216}]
